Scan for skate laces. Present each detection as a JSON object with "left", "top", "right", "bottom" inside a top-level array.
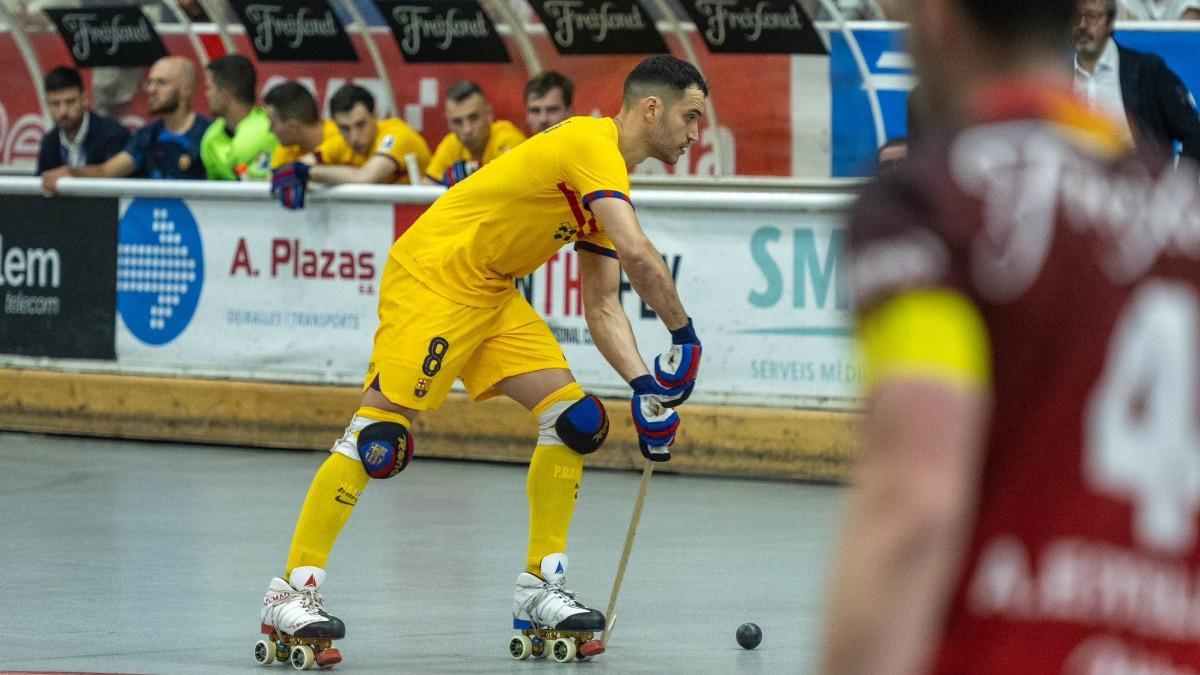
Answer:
[
  {"left": 293, "top": 586, "right": 326, "bottom": 615},
  {"left": 524, "top": 580, "right": 583, "bottom": 621}
]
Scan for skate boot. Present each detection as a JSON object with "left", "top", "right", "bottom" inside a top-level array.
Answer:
[
  {"left": 254, "top": 566, "right": 345, "bottom": 669},
  {"left": 508, "top": 553, "right": 606, "bottom": 662}
]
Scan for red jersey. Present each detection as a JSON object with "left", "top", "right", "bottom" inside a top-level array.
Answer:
[{"left": 850, "top": 84, "right": 1200, "bottom": 674}]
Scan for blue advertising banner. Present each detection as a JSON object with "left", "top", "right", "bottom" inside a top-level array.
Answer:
[{"left": 830, "top": 27, "right": 1200, "bottom": 177}]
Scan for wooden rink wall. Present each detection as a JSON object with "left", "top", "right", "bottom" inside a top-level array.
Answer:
[{"left": 0, "top": 369, "right": 859, "bottom": 482}]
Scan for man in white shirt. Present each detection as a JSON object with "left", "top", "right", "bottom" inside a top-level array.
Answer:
[
  {"left": 1120, "top": 0, "right": 1200, "bottom": 19},
  {"left": 1073, "top": 2, "right": 1135, "bottom": 141},
  {"left": 1074, "top": 0, "right": 1200, "bottom": 159}
]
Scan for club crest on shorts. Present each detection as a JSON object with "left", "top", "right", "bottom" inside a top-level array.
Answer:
[{"left": 414, "top": 377, "right": 429, "bottom": 398}]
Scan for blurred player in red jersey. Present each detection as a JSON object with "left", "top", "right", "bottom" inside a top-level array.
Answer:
[{"left": 820, "top": 0, "right": 1200, "bottom": 673}]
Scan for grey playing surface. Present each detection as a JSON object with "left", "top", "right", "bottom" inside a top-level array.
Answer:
[{"left": 0, "top": 431, "right": 843, "bottom": 674}]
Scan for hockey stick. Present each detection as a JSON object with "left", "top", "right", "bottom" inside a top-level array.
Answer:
[{"left": 601, "top": 461, "right": 655, "bottom": 646}]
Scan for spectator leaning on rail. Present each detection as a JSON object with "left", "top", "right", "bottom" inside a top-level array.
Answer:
[
  {"left": 524, "top": 71, "right": 575, "bottom": 135},
  {"left": 266, "top": 83, "right": 431, "bottom": 209},
  {"left": 200, "top": 54, "right": 277, "bottom": 181},
  {"left": 263, "top": 82, "right": 330, "bottom": 165},
  {"left": 36, "top": 67, "right": 130, "bottom": 176},
  {"left": 423, "top": 81, "right": 525, "bottom": 186},
  {"left": 41, "top": 56, "right": 211, "bottom": 194},
  {"left": 1073, "top": 0, "right": 1200, "bottom": 161}
]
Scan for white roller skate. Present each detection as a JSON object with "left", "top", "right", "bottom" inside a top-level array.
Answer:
[
  {"left": 508, "top": 553, "right": 606, "bottom": 663},
  {"left": 254, "top": 566, "right": 345, "bottom": 670}
]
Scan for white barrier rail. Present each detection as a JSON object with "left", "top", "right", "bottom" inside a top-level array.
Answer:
[
  {"left": 0, "top": 177, "right": 862, "bottom": 410},
  {"left": 0, "top": 177, "right": 859, "bottom": 209}
]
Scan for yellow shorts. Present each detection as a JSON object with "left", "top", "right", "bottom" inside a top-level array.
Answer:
[{"left": 363, "top": 256, "right": 570, "bottom": 410}]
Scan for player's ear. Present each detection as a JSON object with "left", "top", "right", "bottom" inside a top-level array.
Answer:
[{"left": 642, "top": 95, "right": 662, "bottom": 122}]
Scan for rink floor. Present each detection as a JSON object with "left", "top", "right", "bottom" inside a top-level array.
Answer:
[{"left": 0, "top": 431, "right": 844, "bottom": 674}]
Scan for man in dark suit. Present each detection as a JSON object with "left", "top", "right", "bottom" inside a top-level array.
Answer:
[
  {"left": 36, "top": 67, "right": 130, "bottom": 175},
  {"left": 1073, "top": 0, "right": 1200, "bottom": 161}
]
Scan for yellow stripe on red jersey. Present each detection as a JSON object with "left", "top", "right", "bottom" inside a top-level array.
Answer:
[
  {"left": 392, "top": 116, "right": 628, "bottom": 308},
  {"left": 858, "top": 288, "right": 992, "bottom": 393}
]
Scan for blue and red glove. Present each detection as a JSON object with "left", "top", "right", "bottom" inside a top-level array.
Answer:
[
  {"left": 630, "top": 374, "right": 685, "bottom": 462},
  {"left": 653, "top": 319, "right": 701, "bottom": 405},
  {"left": 440, "top": 160, "right": 478, "bottom": 187},
  {"left": 271, "top": 162, "right": 310, "bottom": 210}
]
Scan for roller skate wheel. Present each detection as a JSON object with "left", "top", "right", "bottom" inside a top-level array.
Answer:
[
  {"left": 290, "top": 644, "right": 315, "bottom": 670},
  {"left": 550, "top": 638, "right": 577, "bottom": 663},
  {"left": 531, "top": 636, "right": 548, "bottom": 659},
  {"left": 509, "top": 634, "right": 533, "bottom": 660},
  {"left": 253, "top": 639, "right": 276, "bottom": 665}
]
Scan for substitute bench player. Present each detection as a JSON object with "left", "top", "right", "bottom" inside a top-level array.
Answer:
[{"left": 257, "top": 55, "right": 708, "bottom": 666}]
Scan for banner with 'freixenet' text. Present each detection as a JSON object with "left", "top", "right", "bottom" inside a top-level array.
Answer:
[{"left": 230, "top": 0, "right": 359, "bottom": 62}]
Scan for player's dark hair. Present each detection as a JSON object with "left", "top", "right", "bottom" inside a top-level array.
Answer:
[
  {"left": 263, "top": 82, "right": 319, "bottom": 125},
  {"left": 44, "top": 66, "right": 84, "bottom": 94},
  {"left": 957, "top": 0, "right": 1075, "bottom": 48},
  {"left": 622, "top": 56, "right": 709, "bottom": 106},
  {"left": 329, "top": 84, "right": 375, "bottom": 117},
  {"left": 447, "top": 80, "right": 485, "bottom": 104},
  {"left": 525, "top": 71, "right": 573, "bottom": 107},
  {"left": 206, "top": 54, "right": 256, "bottom": 105}
]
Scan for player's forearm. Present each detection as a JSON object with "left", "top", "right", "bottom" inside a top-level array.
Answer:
[
  {"left": 70, "top": 165, "right": 111, "bottom": 178},
  {"left": 71, "top": 152, "right": 134, "bottom": 179},
  {"left": 620, "top": 249, "right": 688, "bottom": 331},
  {"left": 821, "top": 475, "right": 965, "bottom": 675},
  {"left": 309, "top": 164, "right": 382, "bottom": 185},
  {"left": 821, "top": 383, "right": 987, "bottom": 675},
  {"left": 584, "top": 296, "right": 649, "bottom": 382}
]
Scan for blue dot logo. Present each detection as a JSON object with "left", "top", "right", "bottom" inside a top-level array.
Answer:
[{"left": 117, "top": 199, "right": 204, "bottom": 346}]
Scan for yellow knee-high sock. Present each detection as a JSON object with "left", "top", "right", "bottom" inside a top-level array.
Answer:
[
  {"left": 526, "top": 383, "right": 587, "bottom": 576},
  {"left": 286, "top": 453, "right": 369, "bottom": 575},
  {"left": 285, "top": 408, "right": 409, "bottom": 575}
]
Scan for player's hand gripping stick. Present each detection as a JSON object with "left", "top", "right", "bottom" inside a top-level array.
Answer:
[
  {"left": 653, "top": 318, "right": 701, "bottom": 405},
  {"left": 630, "top": 375, "right": 683, "bottom": 462}
]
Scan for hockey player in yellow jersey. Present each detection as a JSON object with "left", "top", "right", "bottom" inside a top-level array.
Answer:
[
  {"left": 255, "top": 56, "right": 707, "bottom": 667},
  {"left": 423, "top": 80, "right": 526, "bottom": 186},
  {"left": 266, "top": 83, "right": 431, "bottom": 210}
]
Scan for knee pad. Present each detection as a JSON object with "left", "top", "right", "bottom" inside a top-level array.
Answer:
[
  {"left": 551, "top": 395, "right": 609, "bottom": 455},
  {"left": 357, "top": 421, "right": 414, "bottom": 479}
]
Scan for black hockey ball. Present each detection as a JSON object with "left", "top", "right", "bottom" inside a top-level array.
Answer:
[{"left": 736, "top": 622, "right": 762, "bottom": 649}]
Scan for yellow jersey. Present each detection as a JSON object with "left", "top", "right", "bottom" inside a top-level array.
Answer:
[
  {"left": 271, "top": 118, "right": 431, "bottom": 184},
  {"left": 271, "top": 120, "right": 338, "bottom": 168},
  {"left": 425, "top": 119, "right": 526, "bottom": 185},
  {"left": 393, "top": 116, "right": 628, "bottom": 307}
]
